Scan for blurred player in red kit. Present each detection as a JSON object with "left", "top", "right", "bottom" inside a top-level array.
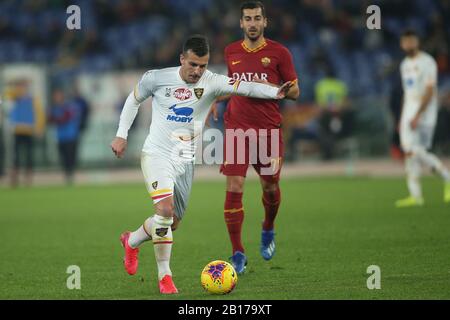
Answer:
[{"left": 212, "top": 1, "right": 300, "bottom": 273}]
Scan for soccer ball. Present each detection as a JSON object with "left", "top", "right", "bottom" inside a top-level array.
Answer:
[{"left": 201, "top": 260, "right": 238, "bottom": 294}]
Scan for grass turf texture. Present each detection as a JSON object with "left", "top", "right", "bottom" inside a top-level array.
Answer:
[{"left": 0, "top": 176, "right": 449, "bottom": 299}]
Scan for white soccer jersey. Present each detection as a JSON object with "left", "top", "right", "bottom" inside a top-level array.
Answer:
[
  {"left": 400, "top": 51, "right": 438, "bottom": 127},
  {"left": 116, "top": 66, "right": 279, "bottom": 161}
]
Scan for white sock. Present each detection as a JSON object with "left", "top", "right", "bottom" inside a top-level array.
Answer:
[
  {"left": 416, "top": 149, "right": 450, "bottom": 182},
  {"left": 151, "top": 214, "right": 173, "bottom": 280},
  {"left": 406, "top": 156, "right": 422, "bottom": 199},
  {"left": 128, "top": 217, "right": 153, "bottom": 248}
]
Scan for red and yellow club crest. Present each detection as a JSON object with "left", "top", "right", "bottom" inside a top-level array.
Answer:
[{"left": 261, "top": 57, "right": 271, "bottom": 67}]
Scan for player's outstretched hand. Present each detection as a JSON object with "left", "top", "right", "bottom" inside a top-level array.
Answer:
[
  {"left": 276, "top": 81, "right": 294, "bottom": 99},
  {"left": 111, "top": 137, "right": 127, "bottom": 158}
]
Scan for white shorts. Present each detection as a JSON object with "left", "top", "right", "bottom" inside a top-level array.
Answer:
[
  {"left": 400, "top": 120, "right": 435, "bottom": 153},
  {"left": 141, "top": 152, "right": 194, "bottom": 220}
]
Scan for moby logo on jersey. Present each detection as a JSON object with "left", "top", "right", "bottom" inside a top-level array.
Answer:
[{"left": 167, "top": 104, "right": 194, "bottom": 123}]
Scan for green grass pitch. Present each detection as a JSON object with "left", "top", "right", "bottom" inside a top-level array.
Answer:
[{"left": 1, "top": 176, "right": 449, "bottom": 299}]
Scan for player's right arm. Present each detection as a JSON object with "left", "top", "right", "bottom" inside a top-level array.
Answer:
[{"left": 111, "top": 70, "right": 155, "bottom": 158}]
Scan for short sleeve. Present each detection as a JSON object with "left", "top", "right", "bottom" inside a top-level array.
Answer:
[
  {"left": 278, "top": 47, "right": 298, "bottom": 83},
  {"left": 134, "top": 70, "right": 156, "bottom": 103}
]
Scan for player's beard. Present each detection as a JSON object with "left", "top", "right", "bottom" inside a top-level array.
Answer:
[
  {"left": 246, "top": 27, "right": 263, "bottom": 41},
  {"left": 404, "top": 48, "right": 419, "bottom": 57}
]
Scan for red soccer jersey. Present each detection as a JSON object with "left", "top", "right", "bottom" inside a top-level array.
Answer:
[{"left": 223, "top": 38, "right": 298, "bottom": 130}]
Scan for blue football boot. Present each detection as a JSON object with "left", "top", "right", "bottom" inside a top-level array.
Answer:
[
  {"left": 230, "top": 251, "right": 247, "bottom": 274},
  {"left": 260, "top": 229, "right": 275, "bottom": 260}
]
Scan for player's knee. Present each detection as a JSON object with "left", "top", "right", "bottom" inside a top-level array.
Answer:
[
  {"left": 227, "top": 176, "right": 245, "bottom": 193},
  {"left": 262, "top": 181, "right": 279, "bottom": 194},
  {"left": 156, "top": 203, "right": 175, "bottom": 218}
]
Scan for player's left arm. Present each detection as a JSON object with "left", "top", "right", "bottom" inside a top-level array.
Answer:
[
  {"left": 213, "top": 74, "right": 292, "bottom": 100},
  {"left": 279, "top": 47, "right": 300, "bottom": 100},
  {"left": 411, "top": 60, "right": 437, "bottom": 129}
]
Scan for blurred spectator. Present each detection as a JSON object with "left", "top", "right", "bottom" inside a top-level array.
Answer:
[
  {"left": 48, "top": 89, "right": 81, "bottom": 185},
  {"left": 314, "top": 66, "right": 353, "bottom": 160},
  {"left": 388, "top": 62, "right": 404, "bottom": 160},
  {"left": 283, "top": 66, "right": 354, "bottom": 161},
  {"left": 8, "top": 79, "right": 45, "bottom": 187},
  {"left": 71, "top": 86, "right": 91, "bottom": 135},
  {"left": 283, "top": 103, "right": 322, "bottom": 161}
]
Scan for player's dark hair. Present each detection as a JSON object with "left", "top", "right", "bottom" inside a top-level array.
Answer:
[
  {"left": 401, "top": 29, "right": 419, "bottom": 39},
  {"left": 182, "top": 34, "right": 209, "bottom": 57},
  {"left": 241, "top": 1, "right": 266, "bottom": 18}
]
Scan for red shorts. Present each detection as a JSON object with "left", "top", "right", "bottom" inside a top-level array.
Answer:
[{"left": 220, "top": 128, "right": 284, "bottom": 183}]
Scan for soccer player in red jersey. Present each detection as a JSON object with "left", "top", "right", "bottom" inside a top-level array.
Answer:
[{"left": 216, "top": 1, "right": 300, "bottom": 273}]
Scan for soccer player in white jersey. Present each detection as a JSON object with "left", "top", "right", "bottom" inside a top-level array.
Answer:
[
  {"left": 110, "top": 35, "right": 293, "bottom": 294},
  {"left": 396, "top": 30, "right": 450, "bottom": 208}
]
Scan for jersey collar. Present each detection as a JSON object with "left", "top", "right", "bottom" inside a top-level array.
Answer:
[
  {"left": 406, "top": 50, "right": 423, "bottom": 62},
  {"left": 241, "top": 39, "right": 267, "bottom": 53}
]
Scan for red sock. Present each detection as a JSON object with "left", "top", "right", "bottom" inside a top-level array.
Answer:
[
  {"left": 224, "top": 191, "right": 244, "bottom": 254},
  {"left": 262, "top": 188, "right": 281, "bottom": 231}
]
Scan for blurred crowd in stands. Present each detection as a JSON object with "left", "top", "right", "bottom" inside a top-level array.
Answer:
[
  {"left": 1, "top": 0, "right": 450, "bottom": 92},
  {"left": 1, "top": 0, "right": 450, "bottom": 184},
  {"left": 0, "top": 78, "right": 90, "bottom": 186}
]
